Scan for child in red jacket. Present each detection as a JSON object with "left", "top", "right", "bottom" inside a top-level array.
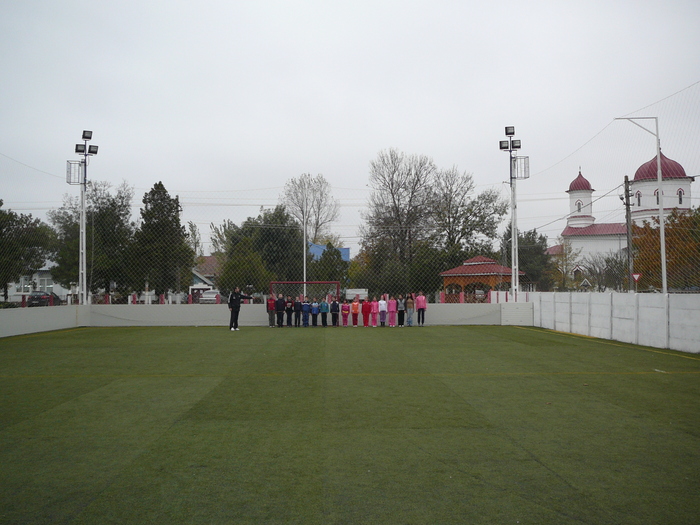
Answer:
[{"left": 361, "top": 298, "right": 372, "bottom": 327}]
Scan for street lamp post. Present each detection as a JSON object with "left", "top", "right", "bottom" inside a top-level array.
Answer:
[
  {"left": 66, "top": 131, "right": 98, "bottom": 305},
  {"left": 499, "top": 127, "right": 529, "bottom": 298}
]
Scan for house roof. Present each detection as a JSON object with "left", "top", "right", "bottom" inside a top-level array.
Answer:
[
  {"left": 439, "top": 256, "right": 524, "bottom": 277},
  {"left": 195, "top": 255, "right": 221, "bottom": 277},
  {"left": 562, "top": 223, "right": 627, "bottom": 237},
  {"left": 545, "top": 244, "right": 563, "bottom": 255}
]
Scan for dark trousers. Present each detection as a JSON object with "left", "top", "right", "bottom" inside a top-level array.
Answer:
[
  {"left": 286, "top": 310, "right": 293, "bottom": 326},
  {"left": 294, "top": 311, "right": 301, "bottom": 327},
  {"left": 321, "top": 312, "right": 328, "bottom": 326},
  {"left": 417, "top": 308, "right": 425, "bottom": 325},
  {"left": 398, "top": 310, "right": 405, "bottom": 326},
  {"left": 229, "top": 309, "right": 240, "bottom": 329},
  {"left": 331, "top": 313, "right": 339, "bottom": 326},
  {"left": 277, "top": 311, "right": 285, "bottom": 327},
  {"left": 312, "top": 313, "right": 318, "bottom": 326}
]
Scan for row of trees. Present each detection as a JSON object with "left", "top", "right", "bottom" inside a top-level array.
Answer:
[
  {"left": 4, "top": 148, "right": 695, "bottom": 301},
  {"left": 1, "top": 181, "right": 195, "bottom": 298}
]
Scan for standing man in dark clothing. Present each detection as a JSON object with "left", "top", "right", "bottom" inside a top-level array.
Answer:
[
  {"left": 330, "top": 296, "right": 340, "bottom": 327},
  {"left": 275, "top": 293, "right": 286, "bottom": 328},
  {"left": 228, "top": 287, "right": 253, "bottom": 331},
  {"left": 285, "top": 296, "right": 294, "bottom": 327},
  {"left": 293, "top": 296, "right": 302, "bottom": 327}
]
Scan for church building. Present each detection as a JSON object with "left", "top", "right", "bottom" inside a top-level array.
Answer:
[{"left": 552, "top": 153, "right": 694, "bottom": 260}]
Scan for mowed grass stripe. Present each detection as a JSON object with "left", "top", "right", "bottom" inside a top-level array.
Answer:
[{"left": 0, "top": 326, "right": 698, "bottom": 524}]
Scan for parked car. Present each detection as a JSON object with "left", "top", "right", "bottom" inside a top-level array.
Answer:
[
  {"left": 199, "top": 290, "right": 221, "bottom": 304},
  {"left": 26, "top": 291, "right": 63, "bottom": 307}
]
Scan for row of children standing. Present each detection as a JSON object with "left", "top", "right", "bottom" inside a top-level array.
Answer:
[{"left": 267, "top": 292, "right": 428, "bottom": 328}]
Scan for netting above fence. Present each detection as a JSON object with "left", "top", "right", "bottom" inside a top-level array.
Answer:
[{"left": 2, "top": 84, "right": 700, "bottom": 303}]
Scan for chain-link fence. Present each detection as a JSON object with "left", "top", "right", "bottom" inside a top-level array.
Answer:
[
  {"left": 2, "top": 177, "right": 699, "bottom": 308},
  {"left": 2, "top": 86, "right": 700, "bottom": 306}
]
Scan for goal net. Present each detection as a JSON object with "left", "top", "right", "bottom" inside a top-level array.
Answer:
[{"left": 269, "top": 281, "right": 341, "bottom": 302}]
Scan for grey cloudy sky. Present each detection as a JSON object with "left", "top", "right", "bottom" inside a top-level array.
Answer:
[{"left": 2, "top": 0, "right": 699, "bottom": 254}]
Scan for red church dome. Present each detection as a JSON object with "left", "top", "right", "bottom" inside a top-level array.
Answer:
[
  {"left": 567, "top": 171, "right": 594, "bottom": 192},
  {"left": 633, "top": 152, "right": 687, "bottom": 181}
]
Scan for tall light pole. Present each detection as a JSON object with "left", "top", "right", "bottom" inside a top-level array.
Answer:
[
  {"left": 66, "top": 130, "right": 98, "bottom": 305},
  {"left": 500, "top": 127, "right": 529, "bottom": 298},
  {"left": 615, "top": 117, "right": 667, "bottom": 294}
]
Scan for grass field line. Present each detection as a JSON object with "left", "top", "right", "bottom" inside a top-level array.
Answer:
[
  {"left": 515, "top": 326, "right": 700, "bottom": 361},
  {"left": 2, "top": 370, "right": 699, "bottom": 380}
]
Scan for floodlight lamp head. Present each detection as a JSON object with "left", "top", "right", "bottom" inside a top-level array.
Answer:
[
  {"left": 505, "top": 126, "right": 515, "bottom": 136},
  {"left": 499, "top": 140, "right": 510, "bottom": 150},
  {"left": 82, "top": 130, "right": 93, "bottom": 141},
  {"left": 88, "top": 145, "right": 98, "bottom": 155},
  {"left": 75, "top": 144, "right": 86, "bottom": 154},
  {"left": 511, "top": 139, "right": 521, "bottom": 149}
]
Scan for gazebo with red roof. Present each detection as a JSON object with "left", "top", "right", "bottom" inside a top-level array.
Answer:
[{"left": 439, "top": 256, "right": 525, "bottom": 302}]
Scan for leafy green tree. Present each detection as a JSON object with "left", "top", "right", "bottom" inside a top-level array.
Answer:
[
  {"left": 131, "top": 182, "right": 194, "bottom": 295},
  {"left": 0, "top": 200, "right": 54, "bottom": 300},
  {"left": 46, "top": 197, "right": 80, "bottom": 290},
  {"left": 240, "top": 205, "right": 304, "bottom": 281},
  {"left": 217, "top": 237, "right": 275, "bottom": 294},
  {"left": 633, "top": 207, "right": 700, "bottom": 290},
  {"left": 88, "top": 182, "right": 134, "bottom": 293},
  {"left": 309, "top": 243, "right": 349, "bottom": 285},
  {"left": 210, "top": 218, "right": 248, "bottom": 260},
  {"left": 500, "top": 226, "right": 553, "bottom": 291},
  {"left": 48, "top": 182, "right": 135, "bottom": 293}
]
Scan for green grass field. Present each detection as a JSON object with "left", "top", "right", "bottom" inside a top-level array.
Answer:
[{"left": 1, "top": 325, "right": 699, "bottom": 524}]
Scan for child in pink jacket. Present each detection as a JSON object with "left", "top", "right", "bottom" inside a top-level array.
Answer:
[
  {"left": 341, "top": 299, "right": 351, "bottom": 327},
  {"left": 415, "top": 291, "right": 427, "bottom": 326},
  {"left": 387, "top": 296, "right": 397, "bottom": 327},
  {"left": 371, "top": 297, "right": 379, "bottom": 327}
]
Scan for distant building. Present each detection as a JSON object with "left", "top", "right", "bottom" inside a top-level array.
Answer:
[
  {"left": 308, "top": 242, "right": 350, "bottom": 262},
  {"left": 553, "top": 153, "right": 694, "bottom": 259}
]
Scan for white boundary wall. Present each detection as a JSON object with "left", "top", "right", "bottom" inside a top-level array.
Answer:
[
  {"left": 0, "top": 302, "right": 534, "bottom": 339},
  {"left": 530, "top": 292, "right": 700, "bottom": 354}
]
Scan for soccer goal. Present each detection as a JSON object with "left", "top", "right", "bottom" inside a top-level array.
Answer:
[{"left": 269, "top": 281, "right": 341, "bottom": 301}]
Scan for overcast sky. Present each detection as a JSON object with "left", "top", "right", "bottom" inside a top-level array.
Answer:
[{"left": 2, "top": 0, "right": 699, "bottom": 255}]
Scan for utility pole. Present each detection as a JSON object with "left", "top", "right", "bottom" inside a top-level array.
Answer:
[{"left": 623, "top": 175, "right": 634, "bottom": 292}]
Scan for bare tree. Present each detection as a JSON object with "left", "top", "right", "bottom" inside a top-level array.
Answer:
[
  {"left": 363, "top": 149, "right": 436, "bottom": 263},
  {"left": 281, "top": 173, "right": 340, "bottom": 244},
  {"left": 431, "top": 166, "right": 508, "bottom": 250}
]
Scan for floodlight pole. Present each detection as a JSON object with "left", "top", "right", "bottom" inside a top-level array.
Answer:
[
  {"left": 80, "top": 151, "right": 87, "bottom": 305},
  {"left": 303, "top": 179, "right": 308, "bottom": 299},
  {"left": 70, "top": 131, "right": 98, "bottom": 305},
  {"left": 500, "top": 127, "right": 527, "bottom": 299},
  {"left": 615, "top": 117, "right": 667, "bottom": 294}
]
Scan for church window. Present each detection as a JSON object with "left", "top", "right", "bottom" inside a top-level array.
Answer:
[
  {"left": 635, "top": 192, "right": 641, "bottom": 207},
  {"left": 655, "top": 190, "right": 659, "bottom": 205},
  {"left": 677, "top": 189, "right": 684, "bottom": 205},
  {"left": 576, "top": 200, "right": 582, "bottom": 213}
]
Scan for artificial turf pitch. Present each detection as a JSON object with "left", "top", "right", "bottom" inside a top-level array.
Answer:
[{"left": 0, "top": 326, "right": 699, "bottom": 524}]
